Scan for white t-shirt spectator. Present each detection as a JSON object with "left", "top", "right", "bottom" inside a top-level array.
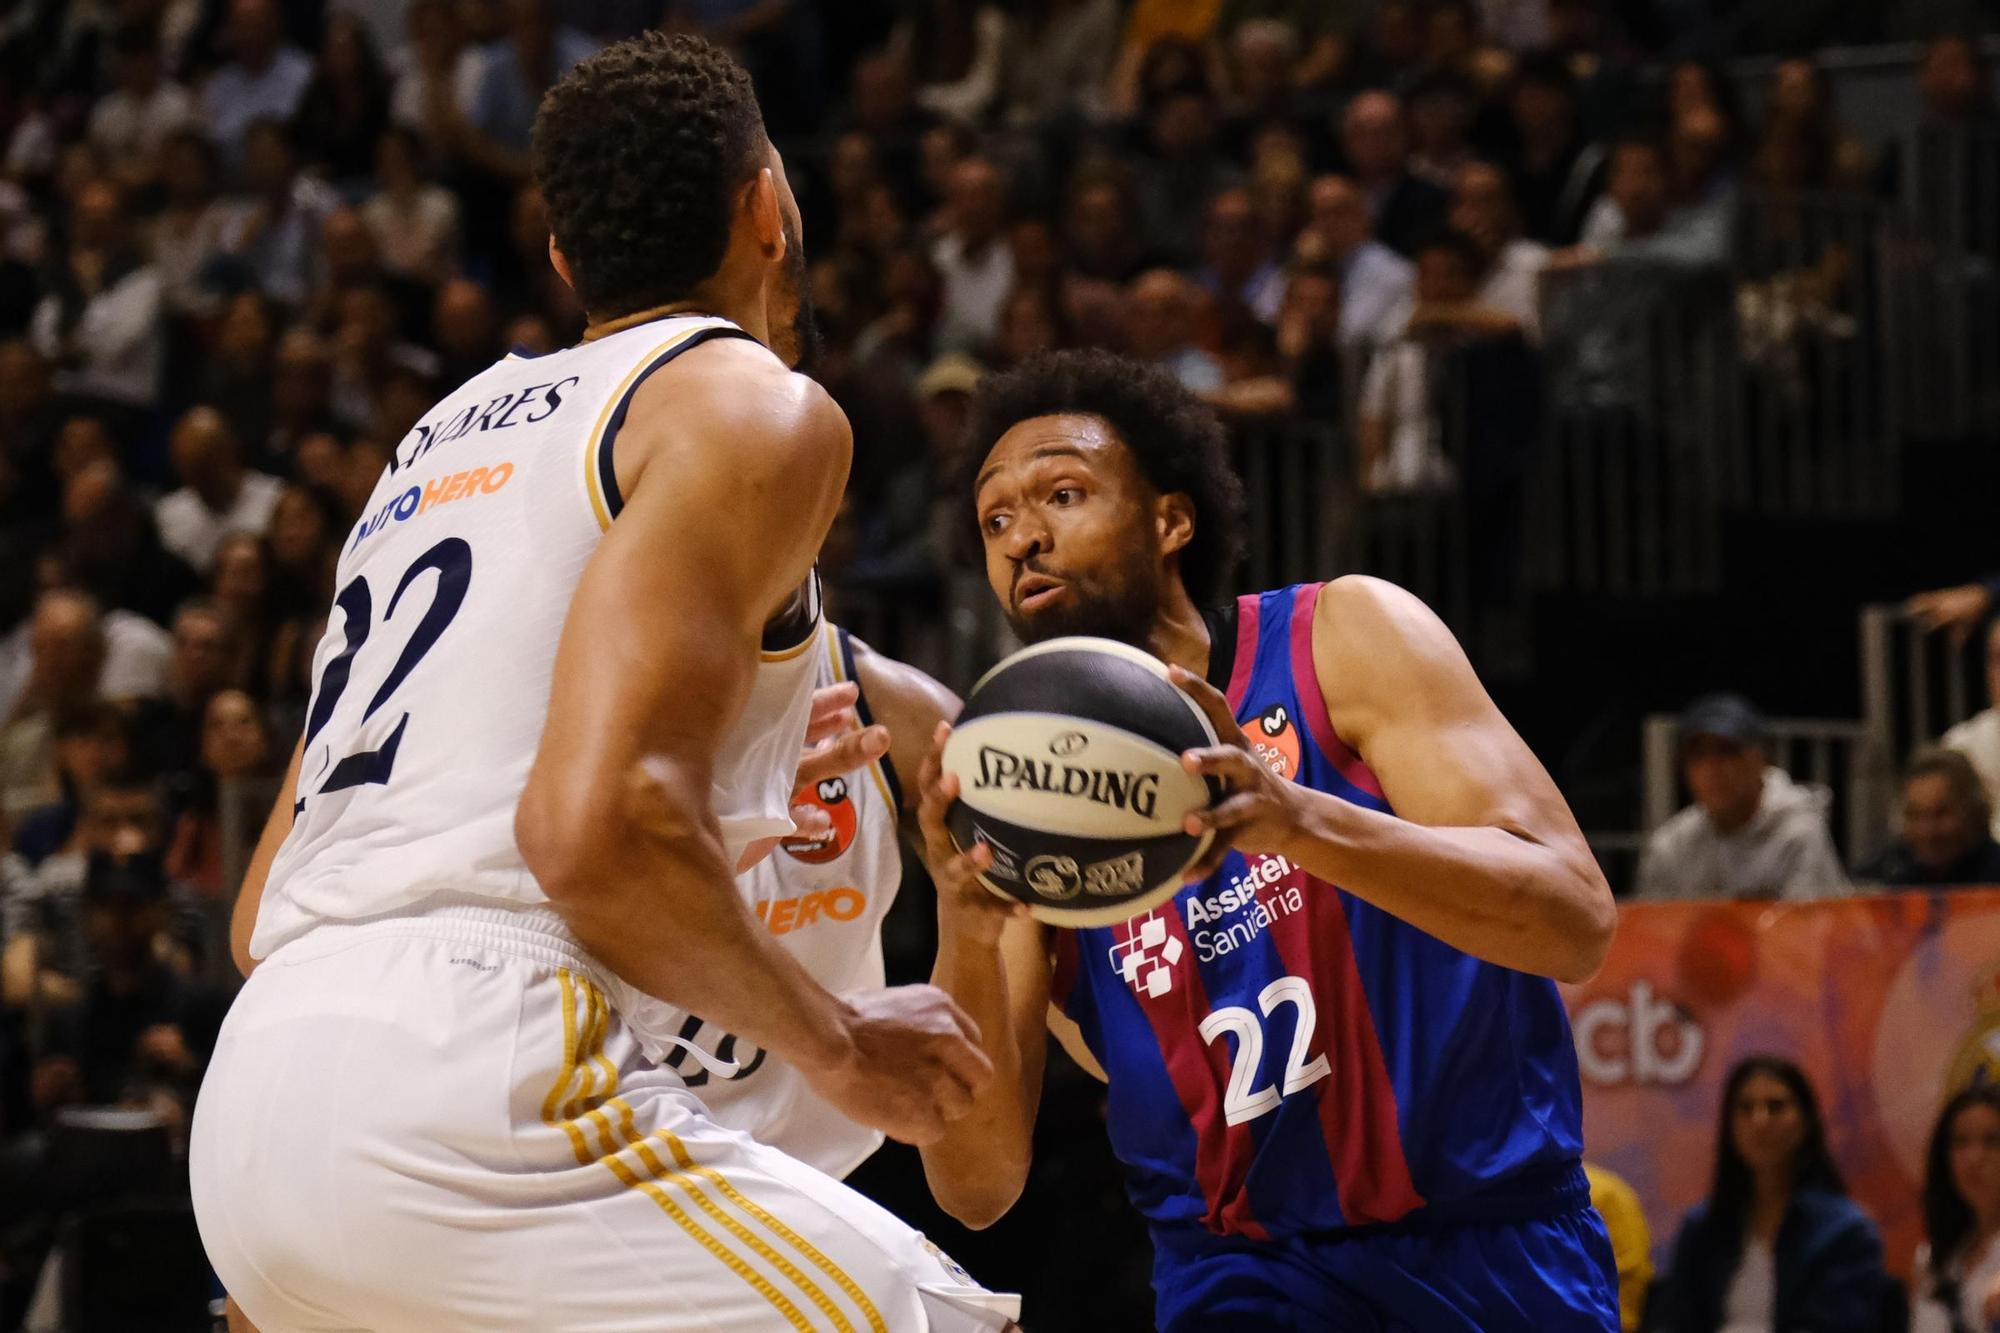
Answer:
[
  {"left": 202, "top": 48, "right": 315, "bottom": 161},
  {"left": 151, "top": 204, "right": 235, "bottom": 317},
  {"left": 931, "top": 233, "right": 1016, "bottom": 356},
  {"left": 1635, "top": 767, "right": 1851, "bottom": 900},
  {"left": 1943, "top": 709, "right": 2000, "bottom": 839},
  {"left": 88, "top": 82, "right": 200, "bottom": 163},
  {"left": 28, "top": 265, "right": 166, "bottom": 409},
  {"left": 1338, "top": 241, "right": 1415, "bottom": 351},
  {"left": 156, "top": 473, "right": 284, "bottom": 575},
  {"left": 362, "top": 186, "right": 461, "bottom": 282},
  {"left": 1479, "top": 238, "right": 1552, "bottom": 342},
  {"left": 1912, "top": 1236, "right": 2000, "bottom": 1333},
  {"left": 100, "top": 611, "right": 172, "bottom": 702},
  {"left": 389, "top": 47, "right": 487, "bottom": 141},
  {"left": 1358, "top": 340, "right": 1457, "bottom": 495}
]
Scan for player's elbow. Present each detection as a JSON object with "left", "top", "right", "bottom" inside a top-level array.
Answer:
[
  {"left": 516, "top": 768, "right": 615, "bottom": 906},
  {"left": 924, "top": 1156, "right": 1029, "bottom": 1231},
  {"left": 1550, "top": 867, "right": 1618, "bottom": 985}
]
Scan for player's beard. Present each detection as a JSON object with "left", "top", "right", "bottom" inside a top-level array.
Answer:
[
  {"left": 1004, "top": 544, "right": 1163, "bottom": 649},
  {"left": 778, "top": 216, "right": 823, "bottom": 376}
]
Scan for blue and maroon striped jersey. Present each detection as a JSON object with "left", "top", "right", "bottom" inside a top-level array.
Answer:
[{"left": 1050, "top": 582, "right": 1586, "bottom": 1241}]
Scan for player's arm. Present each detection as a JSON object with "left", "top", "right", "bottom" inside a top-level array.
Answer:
[
  {"left": 1177, "top": 576, "right": 1616, "bottom": 983},
  {"left": 848, "top": 640, "right": 1059, "bottom": 1217},
  {"left": 516, "top": 345, "right": 988, "bottom": 1144},
  {"left": 228, "top": 735, "right": 305, "bottom": 977},
  {"left": 913, "top": 731, "right": 1055, "bottom": 1228}
]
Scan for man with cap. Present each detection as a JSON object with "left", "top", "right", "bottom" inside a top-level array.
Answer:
[{"left": 1635, "top": 693, "right": 1849, "bottom": 900}]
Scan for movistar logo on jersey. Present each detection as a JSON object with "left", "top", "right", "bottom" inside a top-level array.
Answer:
[{"left": 973, "top": 746, "right": 1160, "bottom": 817}]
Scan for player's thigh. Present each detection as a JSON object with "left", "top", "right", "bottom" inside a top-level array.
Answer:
[
  {"left": 510, "top": 1081, "right": 1021, "bottom": 1333},
  {"left": 1152, "top": 1243, "right": 1369, "bottom": 1333},
  {"left": 1350, "top": 1210, "right": 1622, "bottom": 1333}
]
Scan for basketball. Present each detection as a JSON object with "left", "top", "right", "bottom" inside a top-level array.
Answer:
[{"left": 940, "top": 637, "right": 1219, "bottom": 927}]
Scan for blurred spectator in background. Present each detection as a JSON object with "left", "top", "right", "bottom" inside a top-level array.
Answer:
[
  {"left": 292, "top": 12, "right": 395, "bottom": 187},
  {"left": 1652, "top": 1056, "right": 1890, "bottom": 1333},
  {"left": 1586, "top": 1160, "right": 1654, "bottom": 1333},
  {"left": 1195, "top": 187, "right": 1284, "bottom": 323},
  {"left": 1750, "top": 57, "right": 1872, "bottom": 195},
  {"left": 1914, "top": 1086, "right": 2000, "bottom": 1333},
  {"left": 88, "top": 24, "right": 200, "bottom": 195},
  {"left": 156, "top": 408, "right": 283, "bottom": 577},
  {"left": 1134, "top": 74, "right": 1241, "bottom": 266},
  {"left": 1448, "top": 159, "right": 1549, "bottom": 339},
  {"left": 2, "top": 773, "right": 167, "bottom": 1017},
  {"left": 28, "top": 178, "right": 163, "bottom": 413},
  {"left": 9, "top": 704, "right": 128, "bottom": 868},
  {"left": 1340, "top": 90, "right": 1449, "bottom": 257},
  {"left": 1407, "top": 69, "right": 1481, "bottom": 191},
  {"left": 216, "top": 119, "right": 340, "bottom": 310},
  {"left": 1572, "top": 135, "right": 1730, "bottom": 269},
  {"left": 39, "top": 851, "right": 218, "bottom": 1107},
  {"left": 1064, "top": 159, "right": 1152, "bottom": 292},
  {"left": 1303, "top": 172, "right": 1415, "bottom": 351},
  {"left": 431, "top": 277, "right": 502, "bottom": 388},
  {"left": 1862, "top": 748, "right": 2000, "bottom": 887},
  {"left": 127, "top": 603, "right": 235, "bottom": 782},
  {"left": 201, "top": 0, "right": 315, "bottom": 165},
  {"left": 1942, "top": 618, "right": 2000, "bottom": 840},
  {"left": 1, "top": 593, "right": 109, "bottom": 822},
  {"left": 164, "top": 688, "right": 272, "bottom": 901},
  {"left": 364, "top": 126, "right": 462, "bottom": 284},
  {"left": 150, "top": 129, "right": 231, "bottom": 320},
  {"left": 1636, "top": 694, "right": 1849, "bottom": 900},
  {"left": 391, "top": 0, "right": 488, "bottom": 153},
  {"left": 58, "top": 461, "right": 202, "bottom": 630},
  {"left": 1356, "top": 230, "right": 1482, "bottom": 496},
  {"left": 890, "top": 0, "right": 1006, "bottom": 125},
  {"left": 998, "top": 0, "right": 1120, "bottom": 129},
  {"left": 456, "top": 0, "right": 597, "bottom": 182},
  {"left": 1500, "top": 51, "right": 1607, "bottom": 247},
  {"left": 932, "top": 155, "right": 1015, "bottom": 355},
  {"left": 1124, "top": 268, "right": 1224, "bottom": 394}
]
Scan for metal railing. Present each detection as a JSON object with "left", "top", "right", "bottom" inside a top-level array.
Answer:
[{"left": 1860, "top": 601, "right": 1987, "bottom": 775}]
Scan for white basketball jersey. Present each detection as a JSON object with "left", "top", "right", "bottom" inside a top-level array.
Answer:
[
  {"left": 688, "top": 624, "right": 905, "bottom": 1179},
  {"left": 252, "top": 315, "right": 822, "bottom": 964}
]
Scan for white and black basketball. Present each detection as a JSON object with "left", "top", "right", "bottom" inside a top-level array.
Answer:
[{"left": 940, "top": 637, "right": 1219, "bottom": 927}]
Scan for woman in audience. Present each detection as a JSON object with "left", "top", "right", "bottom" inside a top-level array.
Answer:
[
  {"left": 1652, "top": 1055, "right": 1891, "bottom": 1333},
  {"left": 165, "top": 688, "right": 273, "bottom": 900},
  {"left": 210, "top": 532, "right": 278, "bottom": 696},
  {"left": 1915, "top": 1085, "right": 2000, "bottom": 1333},
  {"left": 291, "top": 12, "right": 393, "bottom": 187}
]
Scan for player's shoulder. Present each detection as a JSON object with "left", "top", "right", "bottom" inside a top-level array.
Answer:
[
  {"left": 621, "top": 334, "right": 850, "bottom": 496},
  {"left": 845, "top": 633, "right": 959, "bottom": 728}
]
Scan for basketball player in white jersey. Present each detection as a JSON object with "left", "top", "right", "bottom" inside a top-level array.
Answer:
[
  {"left": 191, "top": 33, "right": 1019, "bottom": 1332},
  {"left": 697, "top": 623, "right": 962, "bottom": 1182}
]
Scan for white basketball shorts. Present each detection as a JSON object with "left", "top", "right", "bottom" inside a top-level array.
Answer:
[{"left": 189, "top": 903, "right": 1021, "bottom": 1332}]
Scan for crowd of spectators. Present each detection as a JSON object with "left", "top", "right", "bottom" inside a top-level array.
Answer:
[{"left": 0, "top": 0, "right": 1994, "bottom": 1326}]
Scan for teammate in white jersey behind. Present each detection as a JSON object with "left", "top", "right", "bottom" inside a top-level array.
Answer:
[{"left": 193, "top": 33, "right": 1017, "bottom": 1332}]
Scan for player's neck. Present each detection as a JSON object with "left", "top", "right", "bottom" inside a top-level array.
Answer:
[
  {"left": 1146, "top": 585, "right": 1211, "bottom": 681},
  {"left": 581, "top": 295, "right": 768, "bottom": 346}
]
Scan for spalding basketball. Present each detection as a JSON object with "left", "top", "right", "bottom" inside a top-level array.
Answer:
[{"left": 940, "top": 637, "right": 1219, "bottom": 927}]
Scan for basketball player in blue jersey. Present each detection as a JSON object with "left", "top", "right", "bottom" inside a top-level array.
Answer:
[{"left": 914, "top": 348, "right": 1623, "bottom": 1331}]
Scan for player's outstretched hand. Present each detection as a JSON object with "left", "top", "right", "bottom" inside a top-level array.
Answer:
[
  {"left": 809, "top": 985, "right": 994, "bottom": 1146},
  {"left": 916, "top": 721, "right": 1031, "bottom": 946},
  {"left": 795, "top": 681, "right": 890, "bottom": 792},
  {"left": 1169, "top": 665, "right": 1310, "bottom": 881}
]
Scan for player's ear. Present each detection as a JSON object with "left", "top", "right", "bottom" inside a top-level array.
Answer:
[
  {"left": 547, "top": 238, "right": 575, "bottom": 293},
  {"left": 1156, "top": 492, "right": 1195, "bottom": 558},
  {"left": 745, "top": 168, "right": 784, "bottom": 260}
]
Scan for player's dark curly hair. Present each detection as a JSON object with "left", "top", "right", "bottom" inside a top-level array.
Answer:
[
  {"left": 531, "top": 33, "right": 766, "bottom": 319},
  {"left": 958, "top": 349, "right": 1247, "bottom": 605}
]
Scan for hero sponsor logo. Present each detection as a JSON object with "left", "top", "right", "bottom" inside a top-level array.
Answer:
[
  {"left": 1182, "top": 853, "right": 1303, "bottom": 963},
  {"left": 752, "top": 886, "right": 866, "bottom": 936},
  {"left": 351, "top": 461, "right": 516, "bottom": 550}
]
